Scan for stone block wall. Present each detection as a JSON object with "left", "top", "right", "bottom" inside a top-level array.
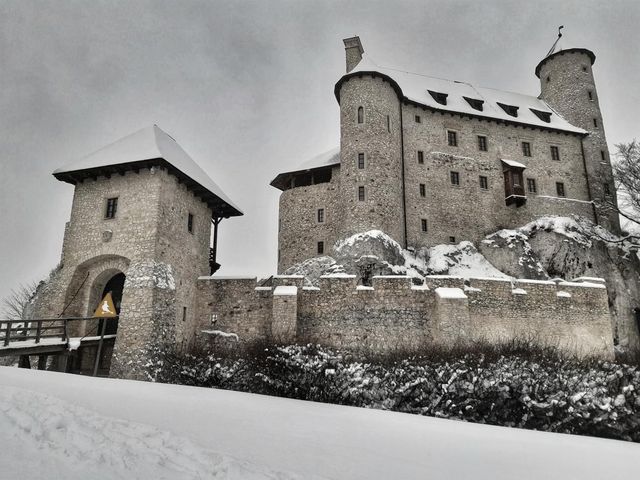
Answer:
[{"left": 194, "top": 275, "right": 614, "bottom": 358}]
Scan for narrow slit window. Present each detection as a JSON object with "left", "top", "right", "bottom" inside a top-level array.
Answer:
[
  {"left": 421, "top": 219, "right": 428, "bottom": 232},
  {"left": 358, "top": 186, "right": 365, "bottom": 201},
  {"left": 601, "top": 150, "right": 606, "bottom": 161},
  {"left": 593, "top": 118, "right": 598, "bottom": 128},
  {"left": 588, "top": 91, "right": 593, "bottom": 101},
  {"left": 479, "top": 176, "right": 488, "bottom": 190},
  {"left": 317, "top": 241, "right": 324, "bottom": 255},
  {"left": 417, "top": 151, "right": 424, "bottom": 164},
  {"left": 317, "top": 208, "right": 325, "bottom": 223},
  {"left": 182, "top": 307, "right": 187, "bottom": 322},
  {"left": 105, "top": 197, "right": 118, "bottom": 219},
  {"left": 419, "top": 184, "right": 426, "bottom": 197},
  {"left": 357, "top": 106, "right": 364, "bottom": 124},
  {"left": 556, "top": 182, "right": 566, "bottom": 197},
  {"left": 386, "top": 115, "right": 391, "bottom": 132},
  {"left": 187, "top": 213, "right": 194, "bottom": 233},
  {"left": 358, "top": 153, "right": 365, "bottom": 169}
]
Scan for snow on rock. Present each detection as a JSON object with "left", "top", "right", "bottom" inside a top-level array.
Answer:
[
  {"left": 435, "top": 287, "right": 467, "bottom": 299},
  {"left": 423, "top": 241, "right": 511, "bottom": 279},
  {"left": 201, "top": 330, "right": 239, "bottom": 341},
  {"left": 125, "top": 260, "right": 176, "bottom": 290},
  {"left": 273, "top": 286, "right": 298, "bottom": 296},
  {"left": 283, "top": 256, "right": 346, "bottom": 287}
]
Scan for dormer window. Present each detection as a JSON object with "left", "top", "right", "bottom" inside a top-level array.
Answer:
[
  {"left": 530, "top": 108, "right": 552, "bottom": 123},
  {"left": 463, "top": 96, "right": 484, "bottom": 111},
  {"left": 497, "top": 102, "right": 519, "bottom": 117},
  {"left": 428, "top": 90, "right": 448, "bottom": 105}
]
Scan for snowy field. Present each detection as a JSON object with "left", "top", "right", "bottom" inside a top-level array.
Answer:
[{"left": 0, "top": 367, "right": 637, "bottom": 480}]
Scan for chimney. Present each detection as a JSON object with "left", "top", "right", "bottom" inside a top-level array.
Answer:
[{"left": 343, "top": 36, "right": 364, "bottom": 73}]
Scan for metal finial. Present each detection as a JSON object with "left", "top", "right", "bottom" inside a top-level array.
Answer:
[{"left": 545, "top": 26, "right": 565, "bottom": 58}]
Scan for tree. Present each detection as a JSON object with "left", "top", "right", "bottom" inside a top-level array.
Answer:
[
  {"left": 1, "top": 282, "right": 37, "bottom": 321},
  {"left": 610, "top": 140, "right": 640, "bottom": 229}
]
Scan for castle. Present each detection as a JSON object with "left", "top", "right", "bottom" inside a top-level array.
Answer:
[
  {"left": 272, "top": 37, "right": 619, "bottom": 271},
  {"left": 23, "top": 36, "right": 638, "bottom": 380}
]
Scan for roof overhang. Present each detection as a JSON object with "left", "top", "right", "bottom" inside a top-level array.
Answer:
[
  {"left": 270, "top": 163, "right": 338, "bottom": 191},
  {"left": 54, "top": 158, "right": 243, "bottom": 218}
]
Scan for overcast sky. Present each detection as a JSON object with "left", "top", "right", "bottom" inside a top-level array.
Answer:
[{"left": 1, "top": 0, "right": 638, "bottom": 304}]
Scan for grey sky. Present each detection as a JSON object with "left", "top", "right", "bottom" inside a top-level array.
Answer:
[{"left": 1, "top": 0, "right": 639, "bottom": 304}]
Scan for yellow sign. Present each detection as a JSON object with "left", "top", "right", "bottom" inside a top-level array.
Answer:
[{"left": 93, "top": 292, "right": 118, "bottom": 318}]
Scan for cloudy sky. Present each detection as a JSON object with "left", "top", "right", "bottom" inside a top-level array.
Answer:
[{"left": 1, "top": 0, "right": 638, "bottom": 303}]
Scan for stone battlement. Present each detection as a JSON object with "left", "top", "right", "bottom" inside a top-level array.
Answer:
[{"left": 195, "top": 275, "right": 614, "bottom": 358}]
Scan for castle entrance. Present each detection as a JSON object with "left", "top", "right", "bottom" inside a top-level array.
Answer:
[{"left": 97, "top": 272, "right": 125, "bottom": 335}]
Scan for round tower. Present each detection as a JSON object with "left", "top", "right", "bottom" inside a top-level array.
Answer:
[
  {"left": 536, "top": 48, "right": 620, "bottom": 232},
  {"left": 335, "top": 37, "right": 406, "bottom": 246}
]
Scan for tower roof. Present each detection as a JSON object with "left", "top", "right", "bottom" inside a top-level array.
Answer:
[
  {"left": 534, "top": 47, "right": 596, "bottom": 78},
  {"left": 270, "top": 147, "right": 340, "bottom": 191},
  {"left": 53, "top": 125, "right": 243, "bottom": 218},
  {"left": 335, "top": 54, "right": 587, "bottom": 135}
]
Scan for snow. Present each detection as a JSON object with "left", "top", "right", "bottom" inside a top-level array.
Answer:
[
  {"left": 0, "top": 337, "right": 65, "bottom": 351},
  {"left": 273, "top": 286, "right": 298, "bottom": 296},
  {"left": 501, "top": 158, "right": 527, "bottom": 169},
  {"left": 1, "top": 367, "right": 637, "bottom": 480},
  {"left": 356, "top": 285, "right": 374, "bottom": 291},
  {"left": 573, "top": 276, "right": 606, "bottom": 284},
  {"left": 425, "top": 241, "right": 511, "bottom": 279},
  {"left": 126, "top": 260, "right": 176, "bottom": 290},
  {"left": 319, "top": 273, "right": 357, "bottom": 279},
  {"left": 298, "top": 147, "right": 340, "bottom": 170},
  {"left": 557, "top": 291, "right": 572, "bottom": 298},
  {"left": 201, "top": 330, "right": 239, "bottom": 341},
  {"left": 558, "top": 281, "right": 606, "bottom": 289},
  {"left": 511, "top": 288, "right": 527, "bottom": 295},
  {"left": 67, "top": 338, "right": 81, "bottom": 351},
  {"left": 54, "top": 125, "right": 243, "bottom": 215},
  {"left": 254, "top": 286, "right": 272, "bottom": 291},
  {"left": 435, "top": 287, "right": 468, "bottom": 299},
  {"left": 274, "top": 275, "right": 305, "bottom": 279},
  {"left": 200, "top": 275, "right": 257, "bottom": 280},
  {"left": 348, "top": 54, "right": 586, "bottom": 134}
]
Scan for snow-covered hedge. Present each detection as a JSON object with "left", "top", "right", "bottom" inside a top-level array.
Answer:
[{"left": 157, "top": 344, "right": 640, "bottom": 442}]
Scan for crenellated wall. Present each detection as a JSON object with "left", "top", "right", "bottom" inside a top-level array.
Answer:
[{"left": 194, "top": 274, "right": 614, "bottom": 358}]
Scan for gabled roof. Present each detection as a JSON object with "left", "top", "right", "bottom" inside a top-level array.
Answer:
[
  {"left": 54, "top": 125, "right": 243, "bottom": 218},
  {"left": 335, "top": 54, "right": 586, "bottom": 135},
  {"left": 270, "top": 147, "right": 340, "bottom": 190}
]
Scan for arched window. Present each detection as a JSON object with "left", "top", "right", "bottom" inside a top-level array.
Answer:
[{"left": 357, "top": 106, "right": 364, "bottom": 124}]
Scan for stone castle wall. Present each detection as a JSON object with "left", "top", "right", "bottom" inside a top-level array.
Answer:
[{"left": 194, "top": 275, "right": 614, "bottom": 359}]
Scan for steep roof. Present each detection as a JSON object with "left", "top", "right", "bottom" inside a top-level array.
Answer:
[
  {"left": 54, "top": 125, "right": 243, "bottom": 218},
  {"left": 270, "top": 147, "right": 340, "bottom": 190},
  {"left": 335, "top": 54, "right": 586, "bottom": 135}
]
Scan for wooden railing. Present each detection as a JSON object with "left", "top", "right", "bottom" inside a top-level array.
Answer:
[{"left": 1, "top": 318, "right": 68, "bottom": 347}]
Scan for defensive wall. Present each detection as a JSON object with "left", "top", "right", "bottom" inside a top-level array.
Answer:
[{"left": 195, "top": 274, "right": 614, "bottom": 359}]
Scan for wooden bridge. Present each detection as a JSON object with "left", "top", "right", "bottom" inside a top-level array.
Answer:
[{"left": 0, "top": 316, "right": 118, "bottom": 375}]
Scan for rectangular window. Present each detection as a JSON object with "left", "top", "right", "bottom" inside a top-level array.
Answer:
[
  {"left": 187, "top": 213, "right": 194, "bottom": 233},
  {"left": 556, "top": 182, "right": 566, "bottom": 197},
  {"left": 522, "top": 141, "right": 531, "bottom": 157},
  {"left": 449, "top": 236, "right": 456, "bottom": 243},
  {"left": 479, "top": 176, "right": 488, "bottom": 190},
  {"left": 358, "top": 186, "right": 365, "bottom": 201},
  {"left": 387, "top": 115, "right": 391, "bottom": 132},
  {"left": 603, "top": 183, "right": 611, "bottom": 196},
  {"left": 421, "top": 219, "right": 427, "bottom": 232},
  {"left": 317, "top": 208, "right": 325, "bottom": 223},
  {"left": 317, "top": 241, "right": 324, "bottom": 255},
  {"left": 415, "top": 115, "right": 421, "bottom": 123},
  {"left": 419, "top": 184, "right": 426, "bottom": 197},
  {"left": 182, "top": 307, "right": 187, "bottom": 322},
  {"left": 593, "top": 118, "right": 598, "bottom": 128},
  {"left": 601, "top": 150, "right": 606, "bottom": 161},
  {"left": 477, "top": 135, "right": 487, "bottom": 152},
  {"left": 550, "top": 145, "right": 560, "bottom": 161},
  {"left": 358, "top": 153, "right": 365, "bottom": 169},
  {"left": 588, "top": 91, "right": 593, "bottom": 101},
  {"left": 450, "top": 171, "right": 460, "bottom": 186},
  {"left": 447, "top": 130, "right": 458, "bottom": 147},
  {"left": 527, "top": 178, "right": 537, "bottom": 193},
  {"left": 417, "top": 151, "right": 424, "bottom": 164},
  {"left": 105, "top": 197, "right": 118, "bottom": 219}
]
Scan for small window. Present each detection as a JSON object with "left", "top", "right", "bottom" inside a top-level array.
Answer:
[
  {"left": 358, "top": 153, "right": 365, "bottom": 169},
  {"left": 417, "top": 151, "right": 424, "bottom": 164},
  {"left": 419, "top": 184, "right": 426, "bottom": 197},
  {"left": 357, "top": 106, "right": 364, "bottom": 124},
  {"left": 603, "top": 183, "right": 611, "bottom": 196},
  {"left": 550, "top": 145, "right": 560, "bottom": 161},
  {"left": 449, "top": 236, "right": 456, "bottom": 244},
  {"left": 593, "top": 118, "right": 598, "bottom": 128},
  {"left": 415, "top": 115, "right": 421, "bottom": 123},
  {"left": 421, "top": 219, "right": 428, "bottom": 232},
  {"left": 588, "top": 91, "right": 593, "bottom": 101},
  {"left": 105, "top": 197, "right": 118, "bottom": 219},
  {"left": 477, "top": 135, "right": 487, "bottom": 152},
  {"left": 317, "top": 241, "right": 324, "bottom": 255},
  {"left": 386, "top": 115, "right": 391, "bottom": 133},
  {"left": 582, "top": 66, "right": 588, "bottom": 72},
  {"left": 358, "top": 186, "right": 365, "bottom": 201},
  {"left": 317, "top": 208, "right": 325, "bottom": 223},
  {"left": 601, "top": 150, "right": 606, "bottom": 161},
  {"left": 428, "top": 90, "right": 448, "bottom": 105},
  {"left": 497, "top": 102, "right": 519, "bottom": 117},
  {"left": 530, "top": 109, "right": 552, "bottom": 123},
  {"left": 546, "top": 75, "right": 551, "bottom": 83},
  {"left": 447, "top": 130, "right": 458, "bottom": 147},
  {"left": 527, "top": 178, "right": 537, "bottom": 193},
  {"left": 522, "top": 142, "right": 531, "bottom": 157},
  {"left": 187, "top": 213, "right": 194, "bottom": 233},
  {"left": 463, "top": 96, "right": 484, "bottom": 111},
  {"left": 556, "top": 182, "right": 566, "bottom": 197},
  {"left": 182, "top": 307, "right": 187, "bottom": 322},
  {"left": 479, "top": 176, "right": 488, "bottom": 190},
  {"left": 450, "top": 171, "right": 460, "bottom": 186}
]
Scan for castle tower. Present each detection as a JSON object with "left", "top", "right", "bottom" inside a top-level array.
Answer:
[
  {"left": 536, "top": 47, "right": 620, "bottom": 232},
  {"left": 335, "top": 36, "right": 406, "bottom": 246},
  {"left": 33, "top": 125, "right": 242, "bottom": 379}
]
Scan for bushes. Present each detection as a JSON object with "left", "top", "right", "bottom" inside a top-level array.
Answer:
[{"left": 157, "top": 343, "right": 640, "bottom": 442}]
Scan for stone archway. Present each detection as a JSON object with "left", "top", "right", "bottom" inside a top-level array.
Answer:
[{"left": 93, "top": 271, "right": 126, "bottom": 336}]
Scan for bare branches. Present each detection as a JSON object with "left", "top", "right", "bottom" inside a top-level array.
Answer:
[
  {"left": 1, "top": 283, "right": 37, "bottom": 320},
  {"left": 609, "top": 140, "right": 640, "bottom": 227}
]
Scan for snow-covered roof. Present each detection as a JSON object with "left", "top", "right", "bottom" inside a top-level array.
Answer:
[
  {"left": 337, "top": 54, "right": 586, "bottom": 135},
  {"left": 501, "top": 158, "right": 527, "bottom": 169},
  {"left": 54, "top": 125, "right": 243, "bottom": 218},
  {"left": 270, "top": 147, "right": 340, "bottom": 190}
]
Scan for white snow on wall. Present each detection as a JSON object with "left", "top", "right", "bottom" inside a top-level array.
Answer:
[
  {"left": 435, "top": 287, "right": 468, "bottom": 299},
  {"left": 125, "top": 260, "right": 176, "bottom": 290},
  {"left": 273, "top": 286, "right": 298, "bottom": 296}
]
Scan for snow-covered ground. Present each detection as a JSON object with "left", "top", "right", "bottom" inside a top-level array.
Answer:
[{"left": 0, "top": 367, "right": 637, "bottom": 479}]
